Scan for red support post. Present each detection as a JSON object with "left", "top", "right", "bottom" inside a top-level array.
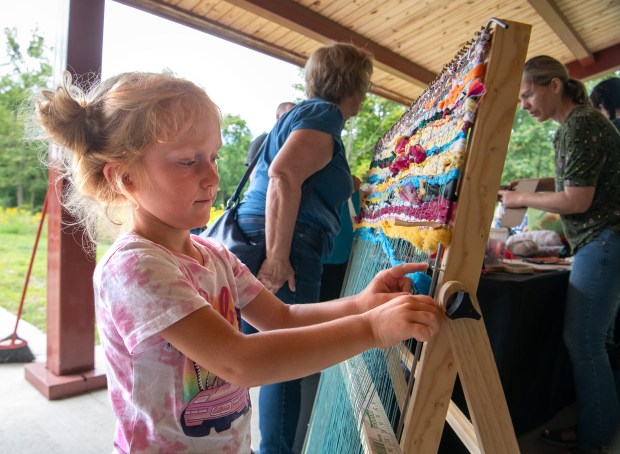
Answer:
[{"left": 25, "top": 0, "right": 108, "bottom": 400}]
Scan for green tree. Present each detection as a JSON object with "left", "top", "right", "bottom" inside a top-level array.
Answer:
[
  {"left": 501, "top": 108, "right": 557, "bottom": 184},
  {"left": 343, "top": 94, "right": 407, "bottom": 177},
  {"left": 0, "top": 28, "right": 52, "bottom": 208},
  {"left": 215, "top": 114, "right": 252, "bottom": 208}
]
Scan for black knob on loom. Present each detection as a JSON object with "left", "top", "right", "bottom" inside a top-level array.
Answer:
[{"left": 445, "top": 291, "right": 482, "bottom": 320}]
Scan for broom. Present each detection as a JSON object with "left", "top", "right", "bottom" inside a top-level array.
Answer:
[{"left": 0, "top": 193, "right": 48, "bottom": 363}]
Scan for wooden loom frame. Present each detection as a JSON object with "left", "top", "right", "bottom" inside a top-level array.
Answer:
[
  {"left": 320, "top": 19, "right": 532, "bottom": 454},
  {"left": 399, "top": 19, "right": 531, "bottom": 453}
]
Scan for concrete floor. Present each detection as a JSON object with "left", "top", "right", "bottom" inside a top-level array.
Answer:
[
  {"left": 0, "top": 307, "right": 581, "bottom": 453},
  {"left": 0, "top": 307, "right": 262, "bottom": 453}
]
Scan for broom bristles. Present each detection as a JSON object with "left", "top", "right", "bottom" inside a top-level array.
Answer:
[{"left": 0, "top": 334, "right": 36, "bottom": 363}]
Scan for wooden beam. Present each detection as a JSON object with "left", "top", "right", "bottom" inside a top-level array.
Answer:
[
  {"left": 527, "top": 0, "right": 594, "bottom": 65},
  {"left": 227, "top": 0, "right": 436, "bottom": 89},
  {"left": 446, "top": 400, "right": 480, "bottom": 454},
  {"left": 566, "top": 43, "right": 620, "bottom": 80},
  {"left": 114, "top": 0, "right": 309, "bottom": 67},
  {"left": 113, "top": 0, "right": 421, "bottom": 105}
]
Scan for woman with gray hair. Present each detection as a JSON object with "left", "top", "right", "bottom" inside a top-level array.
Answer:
[{"left": 235, "top": 42, "right": 373, "bottom": 453}]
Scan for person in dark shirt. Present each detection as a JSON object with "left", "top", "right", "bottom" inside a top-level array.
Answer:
[
  {"left": 500, "top": 56, "right": 620, "bottom": 453},
  {"left": 590, "top": 77, "right": 620, "bottom": 131}
]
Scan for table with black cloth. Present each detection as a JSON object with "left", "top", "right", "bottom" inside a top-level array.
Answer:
[{"left": 439, "top": 269, "right": 575, "bottom": 452}]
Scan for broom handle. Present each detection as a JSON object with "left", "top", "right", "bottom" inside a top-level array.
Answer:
[{"left": 11, "top": 192, "right": 48, "bottom": 337}]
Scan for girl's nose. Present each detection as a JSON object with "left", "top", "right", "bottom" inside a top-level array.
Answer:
[{"left": 201, "top": 162, "right": 219, "bottom": 187}]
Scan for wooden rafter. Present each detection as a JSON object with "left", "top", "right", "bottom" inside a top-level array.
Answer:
[
  {"left": 115, "top": 0, "right": 309, "bottom": 67},
  {"left": 566, "top": 42, "right": 620, "bottom": 79},
  {"left": 112, "top": 0, "right": 619, "bottom": 105},
  {"left": 226, "top": 0, "right": 437, "bottom": 88},
  {"left": 527, "top": 0, "right": 594, "bottom": 65}
]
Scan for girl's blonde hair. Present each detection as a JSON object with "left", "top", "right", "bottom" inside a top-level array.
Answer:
[
  {"left": 304, "top": 42, "right": 373, "bottom": 103},
  {"left": 34, "top": 71, "right": 220, "bottom": 243}
]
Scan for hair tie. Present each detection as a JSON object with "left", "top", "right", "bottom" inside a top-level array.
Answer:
[{"left": 81, "top": 103, "right": 93, "bottom": 119}]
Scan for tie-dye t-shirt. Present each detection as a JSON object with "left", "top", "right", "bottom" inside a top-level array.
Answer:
[{"left": 93, "top": 232, "right": 263, "bottom": 453}]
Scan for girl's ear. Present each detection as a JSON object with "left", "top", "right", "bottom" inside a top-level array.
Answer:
[{"left": 103, "top": 162, "right": 134, "bottom": 193}]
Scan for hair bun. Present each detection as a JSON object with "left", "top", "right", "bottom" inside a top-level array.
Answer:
[{"left": 81, "top": 102, "right": 93, "bottom": 119}]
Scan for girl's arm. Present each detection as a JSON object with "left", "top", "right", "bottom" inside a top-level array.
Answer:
[
  {"left": 160, "top": 292, "right": 439, "bottom": 388},
  {"left": 244, "top": 262, "right": 426, "bottom": 331},
  {"left": 259, "top": 128, "right": 334, "bottom": 294}
]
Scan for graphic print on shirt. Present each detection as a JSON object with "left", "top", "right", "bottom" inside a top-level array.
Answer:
[{"left": 180, "top": 286, "right": 250, "bottom": 437}]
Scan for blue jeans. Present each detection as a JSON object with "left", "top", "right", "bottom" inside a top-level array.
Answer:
[
  {"left": 238, "top": 216, "right": 323, "bottom": 454},
  {"left": 563, "top": 229, "right": 620, "bottom": 451}
]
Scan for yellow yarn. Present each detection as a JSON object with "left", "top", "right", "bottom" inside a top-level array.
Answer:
[{"left": 355, "top": 219, "right": 452, "bottom": 253}]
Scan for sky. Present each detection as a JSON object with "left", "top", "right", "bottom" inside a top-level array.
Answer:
[{"left": 0, "top": 0, "right": 304, "bottom": 137}]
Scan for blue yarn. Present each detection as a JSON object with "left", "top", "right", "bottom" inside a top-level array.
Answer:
[
  {"left": 365, "top": 169, "right": 461, "bottom": 202},
  {"left": 410, "top": 272, "right": 431, "bottom": 295}
]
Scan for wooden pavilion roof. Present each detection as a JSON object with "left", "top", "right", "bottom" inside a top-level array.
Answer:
[{"left": 115, "top": 0, "right": 620, "bottom": 106}]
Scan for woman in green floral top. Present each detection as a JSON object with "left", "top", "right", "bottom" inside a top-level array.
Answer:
[{"left": 500, "top": 56, "right": 620, "bottom": 454}]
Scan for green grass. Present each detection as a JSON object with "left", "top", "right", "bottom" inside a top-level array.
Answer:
[
  {"left": 0, "top": 206, "right": 110, "bottom": 335},
  {"left": 0, "top": 205, "right": 222, "bottom": 335},
  {"left": 0, "top": 207, "right": 48, "bottom": 332}
]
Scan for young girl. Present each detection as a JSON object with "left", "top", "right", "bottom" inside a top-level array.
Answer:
[{"left": 34, "top": 71, "right": 440, "bottom": 453}]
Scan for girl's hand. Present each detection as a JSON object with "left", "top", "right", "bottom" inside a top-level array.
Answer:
[
  {"left": 362, "top": 294, "right": 441, "bottom": 349},
  {"left": 357, "top": 263, "right": 429, "bottom": 312},
  {"left": 257, "top": 257, "right": 296, "bottom": 294}
]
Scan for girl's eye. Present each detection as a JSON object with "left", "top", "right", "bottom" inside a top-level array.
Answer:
[
  {"left": 180, "top": 160, "right": 196, "bottom": 167},
  {"left": 210, "top": 155, "right": 220, "bottom": 164}
]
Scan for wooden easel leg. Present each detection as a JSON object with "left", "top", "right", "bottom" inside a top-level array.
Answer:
[
  {"left": 445, "top": 303, "right": 519, "bottom": 453},
  {"left": 400, "top": 328, "right": 457, "bottom": 452},
  {"left": 401, "top": 282, "right": 519, "bottom": 454}
]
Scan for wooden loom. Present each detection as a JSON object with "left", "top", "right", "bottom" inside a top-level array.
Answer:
[{"left": 304, "top": 19, "right": 531, "bottom": 454}]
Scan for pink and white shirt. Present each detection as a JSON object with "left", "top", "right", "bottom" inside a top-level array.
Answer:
[{"left": 94, "top": 232, "right": 263, "bottom": 453}]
